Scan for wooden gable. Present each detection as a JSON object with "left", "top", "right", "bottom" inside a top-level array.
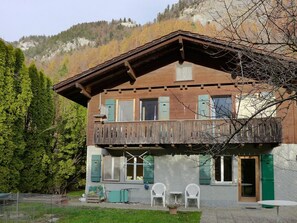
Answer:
[{"left": 53, "top": 30, "right": 296, "bottom": 107}]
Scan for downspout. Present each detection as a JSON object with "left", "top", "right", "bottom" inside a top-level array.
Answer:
[{"left": 99, "top": 93, "right": 102, "bottom": 113}]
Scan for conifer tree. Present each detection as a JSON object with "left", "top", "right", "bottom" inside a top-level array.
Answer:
[
  {"left": 50, "top": 100, "right": 86, "bottom": 193},
  {"left": 21, "top": 65, "right": 55, "bottom": 192},
  {"left": 0, "top": 40, "right": 32, "bottom": 192}
]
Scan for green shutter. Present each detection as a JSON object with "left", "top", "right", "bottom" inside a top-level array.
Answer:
[
  {"left": 158, "top": 97, "right": 170, "bottom": 120},
  {"left": 105, "top": 99, "right": 115, "bottom": 122},
  {"left": 143, "top": 155, "right": 154, "bottom": 184},
  {"left": 261, "top": 154, "right": 274, "bottom": 201},
  {"left": 199, "top": 155, "right": 211, "bottom": 185},
  {"left": 198, "top": 95, "right": 210, "bottom": 119},
  {"left": 91, "top": 155, "right": 101, "bottom": 182}
]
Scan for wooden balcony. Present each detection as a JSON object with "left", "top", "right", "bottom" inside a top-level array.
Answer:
[{"left": 94, "top": 118, "right": 282, "bottom": 146}]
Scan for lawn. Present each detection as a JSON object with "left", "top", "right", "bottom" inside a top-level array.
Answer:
[
  {"left": 67, "top": 190, "right": 85, "bottom": 198},
  {"left": 55, "top": 207, "right": 201, "bottom": 223},
  {"left": 0, "top": 203, "right": 201, "bottom": 223}
]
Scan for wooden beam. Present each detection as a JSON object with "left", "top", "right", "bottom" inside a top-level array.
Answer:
[
  {"left": 75, "top": 83, "right": 91, "bottom": 99},
  {"left": 124, "top": 61, "right": 137, "bottom": 84},
  {"left": 179, "top": 37, "right": 185, "bottom": 64}
]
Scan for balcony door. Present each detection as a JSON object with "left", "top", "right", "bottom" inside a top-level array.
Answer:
[
  {"left": 238, "top": 156, "right": 260, "bottom": 202},
  {"left": 140, "top": 99, "right": 158, "bottom": 121},
  {"left": 117, "top": 100, "right": 134, "bottom": 122}
]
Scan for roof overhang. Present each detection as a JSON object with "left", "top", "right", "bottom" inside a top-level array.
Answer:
[{"left": 53, "top": 30, "right": 295, "bottom": 107}]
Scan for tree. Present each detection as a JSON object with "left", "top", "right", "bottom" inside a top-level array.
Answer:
[
  {"left": 20, "top": 64, "right": 55, "bottom": 192},
  {"left": 0, "top": 40, "right": 32, "bottom": 192},
  {"left": 50, "top": 99, "right": 87, "bottom": 194},
  {"left": 189, "top": 0, "right": 297, "bottom": 156}
]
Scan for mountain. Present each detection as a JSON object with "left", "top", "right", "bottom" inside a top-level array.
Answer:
[
  {"left": 14, "top": 19, "right": 137, "bottom": 61},
  {"left": 157, "top": 0, "right": 251, "bottom": 25},
  {"left": 12, "top": 0, "right": 256, "bottom": 82}
]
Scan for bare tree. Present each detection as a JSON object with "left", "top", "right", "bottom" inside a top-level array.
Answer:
[
  {"left": 215, "top": 0, "right": 297, "bottom": 88},
  {"left": 180, "top": 0, "right": 297, "bottom": 158}
]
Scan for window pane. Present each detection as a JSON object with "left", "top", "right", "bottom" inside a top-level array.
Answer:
[
  {"left": 214, "top": 157, "right": 221, "bottom": 181},
  {"left": 113, "top": 158, "right": 120, "bottom": 180},
  {"left": 212, "top": 96, "right": 232, "bottom": 118},
  {"left": 103, "top": 156, "right": 112, "bottom": 180},
  {"left": 126, "top": 164, "right": 134, "bottom": 180},
  {"left": 136, "top": 164, "right": 143, "bottom": 180},
  {"left": 224, "top": 156, "right": 232, "bottom": 181},
  {"left": 118, "top": 100, "right": 134, "bottom": 121},
  {"left": 136, "top": 157, "right": 143, "bottom": 180},
  {"left": 103, "top": 156, "right": 120, "bottom": 181}
]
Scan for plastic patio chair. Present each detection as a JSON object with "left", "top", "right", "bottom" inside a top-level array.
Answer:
[
  {"left": 185, "top": 183, "right": 200, "bottom": 208},
  {"left": 151, "top": 183, "right": 166, "bottom": 207}
]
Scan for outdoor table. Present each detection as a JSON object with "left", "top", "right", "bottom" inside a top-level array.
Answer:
[
  {"left": 258, "top": 200, "right": 297, "bottom": 223},
  {"left": 170, "top": 191, "right": 182, "bottom": 204}
]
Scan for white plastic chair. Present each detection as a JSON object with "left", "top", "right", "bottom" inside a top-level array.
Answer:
[
  {"left": 185, "top": 183, "right": 200, "bottom": 208},
  {"left": 151, "top": 183, "right": 166, "bottom": 207}
]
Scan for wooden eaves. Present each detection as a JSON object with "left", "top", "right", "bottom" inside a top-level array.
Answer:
[{"left": 53, "top": 30, "right": 296, "bottom": 107}]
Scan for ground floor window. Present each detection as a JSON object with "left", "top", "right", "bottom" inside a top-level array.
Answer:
[
  {"left": 103, "top": 156, "right": 120, "bottom": 181},
  {"left": 126, "top": 156, "right": 143, "bottom": 181},
  {"left": 214, "top": 156, "right": 233, "bottom": 183}
]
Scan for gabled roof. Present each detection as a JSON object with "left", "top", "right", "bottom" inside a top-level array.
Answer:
[{"left": 52, "top": 30, "right": 258, "bottom": 107}]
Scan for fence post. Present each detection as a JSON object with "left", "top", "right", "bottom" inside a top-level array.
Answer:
[{"left": 16, "top": 192, "right": 19, "bottom": 219}]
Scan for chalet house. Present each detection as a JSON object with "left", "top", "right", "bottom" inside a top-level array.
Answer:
[{"left": 53, "top": 30, "right": 297, "bottom": 206}]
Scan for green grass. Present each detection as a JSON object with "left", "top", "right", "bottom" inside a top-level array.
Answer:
[
  {"left": 67, "top": 190, "right": 85, "bottom": 198},
  {"left": 0, "top": 203, "right": 200, "bottom": 223},
  {"left": 55, "top": 207, "right": 201, "bottom": 223}
]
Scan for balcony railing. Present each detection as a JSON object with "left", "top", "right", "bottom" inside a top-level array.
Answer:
[{"left": 94, "top": 118, "right": 282, "bottom": 146}]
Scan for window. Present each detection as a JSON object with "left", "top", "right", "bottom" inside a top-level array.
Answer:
[
  {"left": 140, "top": 99, "right": 158, "bottom": 121},
  {"left": 214, "top": 156, "right": 233, "bottom": 183},
  {"left": 103, "top": 156, "right": 120, "bottom": 181},
  {"left": 211, "top": 96, "right": 232, "bottom": 119},
  {"left": 236, "top": 93, "right": 276, "bottom": 118},
  {"left": 176, "top": 62, "right": 192, "bottom": 81},
  {"left": 117, "top": 100, "right": 134, "bottom": 121},
  {"left": 126, "top": 156, "right": 143, "bottom": 181}
]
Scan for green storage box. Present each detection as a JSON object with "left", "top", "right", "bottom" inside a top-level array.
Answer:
[{"left": 108, "top": 190, "right": 129, "bottom": 203}]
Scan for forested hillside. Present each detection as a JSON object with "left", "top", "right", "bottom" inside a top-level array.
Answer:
[
  {"left": 15, "top": 19, "right": 137, "bottom": 61},
  {"left": 34, "top": 19, "right": 216, "bottom": 83},
  {"left": 156, "top": 0, "right": 204, "bottom": 22}
]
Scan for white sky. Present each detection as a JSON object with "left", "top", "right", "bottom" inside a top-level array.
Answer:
[{"left": 0, "top": 0, "right": 179, "bottom": 42}]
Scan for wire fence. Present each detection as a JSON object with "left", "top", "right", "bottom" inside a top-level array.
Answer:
[{"left": 0, "top": 193, "right": 69, "bottom": 223}]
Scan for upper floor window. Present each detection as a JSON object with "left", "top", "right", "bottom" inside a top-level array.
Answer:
[
  {"left": 117, "top": 99, "right": 134, "bottom": 122},
  {"left": 140, "top": 98, "right": 158, "bottom": 121},
  {"left": 176, "top": 62, "right": 192, "bottom": 81},
  {"left": 198, "top": 95, "right": 232, "bottom": 120},
  {"left": 211, "top": 96, "right": 232, "bottom": 119},
  {"left": 214, "top": 156, "right": 233, "bottom": 183},
  {"left": 236, "top": 92, "right": 276, "bottom": 118}
]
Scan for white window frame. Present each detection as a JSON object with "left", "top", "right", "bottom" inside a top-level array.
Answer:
[
  {"left": 116, "top": 99, "right": 135, "bottom": 122},
  {"left": 214, "top": 156, "right": 233, "bottom": 184},
  {"left": 139, "top": 98, "right": 158, "bottom": 121},
  {"left": 176, "top": 62, "right": 192, "bottom": 81},
  {"left": 210, "top": 95, "right": 232, "bottom": 119},
  {"left": 124, "top": 151, "right": 148, "bottom": 182},
  {"left": 102, "top": 156, "right": 120, "bottom": 181}
]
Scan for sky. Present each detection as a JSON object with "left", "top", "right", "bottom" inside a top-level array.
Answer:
[{"left": 0, "top": 0, "right": 179, "bottom": 42}]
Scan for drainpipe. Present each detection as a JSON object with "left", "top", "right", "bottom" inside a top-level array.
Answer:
[{"left": 99, "top": 93, "right": 102, "bottom": 113}]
